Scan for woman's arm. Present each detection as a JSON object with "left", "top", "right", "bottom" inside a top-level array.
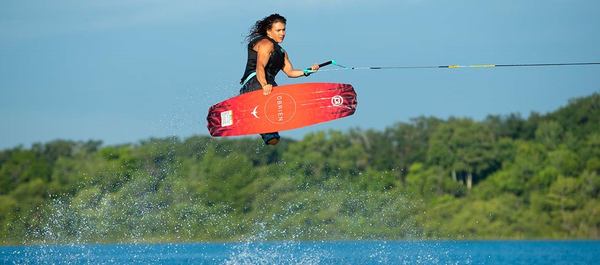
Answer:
[
  {"left": 282, "top": 52, "right": 319, "bottom": 78},
  {"left": 255, "top": 39, "right": 274, "bottom": 95}
]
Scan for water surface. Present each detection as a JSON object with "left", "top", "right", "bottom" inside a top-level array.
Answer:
[{"left": 2, "top": 240, "right": 599, "bottom": 264}]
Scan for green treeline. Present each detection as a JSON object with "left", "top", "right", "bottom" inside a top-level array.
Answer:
[{"left": 1, "top": 93, "right": 599, "bottom": 244}]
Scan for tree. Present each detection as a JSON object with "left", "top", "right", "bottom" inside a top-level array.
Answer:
[
  {"left": 546, "top": 93, "right": 600, "bottom": 140},
  {"left": 377, "top": 117, "right": 442, "bottom": 177},
  {"left": 198, "top": 147, "right": 256, "bottom": 211},
  {"left": 427, "top": 118, "right": 499, "bottom": 190},
  {"left": 535, "top": 121, "right": 563, "bottom": 150},
  {"left": 283, "top": 130, "right": 368, "bottom": 182},
  {"left": 0, "top": 148, "right": 51, "bottom": 194},
  {"left": 485, "top": 113, "right": 533, "bottom": 140}
]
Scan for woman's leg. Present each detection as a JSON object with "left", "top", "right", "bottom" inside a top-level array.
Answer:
[{"left": 261, "top": 132, "right": 280, "bottom": 145}]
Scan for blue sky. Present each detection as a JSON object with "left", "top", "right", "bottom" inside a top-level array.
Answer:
[{"left": 1, "top": 0, "right": 599, "bottom": 149}]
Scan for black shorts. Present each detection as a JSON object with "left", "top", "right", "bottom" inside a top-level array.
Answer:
[{"left": 239, "top": 76, "right": 278, "bottom": 95}]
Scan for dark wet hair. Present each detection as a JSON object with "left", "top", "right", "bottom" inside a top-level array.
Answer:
[{"left": 246, "top": 14, "right": 286, "bottom": 42}]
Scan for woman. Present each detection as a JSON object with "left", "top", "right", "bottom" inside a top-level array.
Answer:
[{"left": 239, "top": 14, "right": 320, "bottom": 145}]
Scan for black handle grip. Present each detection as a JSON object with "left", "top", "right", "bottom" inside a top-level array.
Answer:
[
  {"left": 305, "top": 60, "right": 333, "bottom": 72},
  {"left": 304, "top": 60, "right": 335, "bottom": 76},
  {"left": 318, "top": 61, "right": 333, "bottom": 67}
]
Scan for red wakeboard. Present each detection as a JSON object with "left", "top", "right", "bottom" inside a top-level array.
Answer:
[{"left": 207, "top": 82, "right": 357, "bottom": 137}]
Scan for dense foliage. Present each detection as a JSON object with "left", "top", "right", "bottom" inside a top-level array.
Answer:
[{"left": 1, "top": 94, "right": 599, "bottom": 244}]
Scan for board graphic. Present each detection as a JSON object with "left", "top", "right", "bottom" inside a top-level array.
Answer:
[{"left": 207, "top": 83, "right": 357, "bottom": 137}]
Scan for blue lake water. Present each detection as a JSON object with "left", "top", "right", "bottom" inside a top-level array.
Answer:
[{"left": 2, "top": 240, "right": 599, "bottom": 264}]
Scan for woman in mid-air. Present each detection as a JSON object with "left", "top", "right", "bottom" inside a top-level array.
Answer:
[{"left": 239, "top": 13, "right": 320, "bottom": 145}]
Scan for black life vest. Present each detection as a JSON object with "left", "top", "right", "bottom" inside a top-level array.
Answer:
[{"left": 240, "top": 36, "right": 285, "bottom": 85}]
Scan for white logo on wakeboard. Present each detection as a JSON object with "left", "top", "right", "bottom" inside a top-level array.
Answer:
[
  {"left": 251, "top": 106, "right": 259, "bottom": 118},
  {"left": 331, "top": 95, "right": 344, "bottom": 106},
  {"left": 220, "top": 110, "right": 233, "bottom": 127},
  {"left": 265, "top": 93, "right": 297, "bottom": 124}
]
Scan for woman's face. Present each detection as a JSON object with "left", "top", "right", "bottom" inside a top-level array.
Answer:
[{"left": 267, "top": 22, "right": 286, "bottom": 43}]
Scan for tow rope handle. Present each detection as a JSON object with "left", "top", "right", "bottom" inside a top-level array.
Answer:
[{"left": 303, "top": 60, "right": 339, "bottom": 76}]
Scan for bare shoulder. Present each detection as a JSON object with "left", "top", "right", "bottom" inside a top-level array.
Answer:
[{"left": 253, "top": 38, "right": 274, "bottom": 52}]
